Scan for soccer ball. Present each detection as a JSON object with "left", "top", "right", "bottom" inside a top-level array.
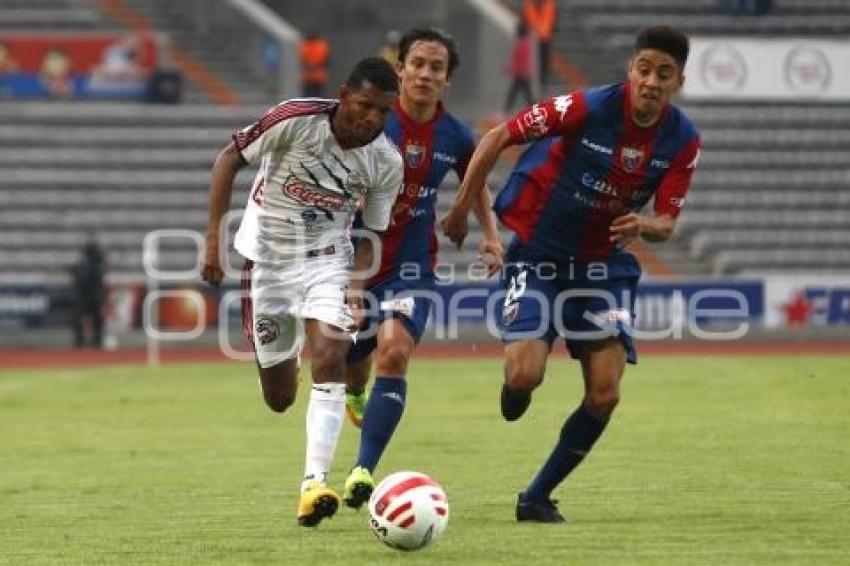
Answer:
[{"left": 367, "top": 471, "right": 449, "bottom": 551}]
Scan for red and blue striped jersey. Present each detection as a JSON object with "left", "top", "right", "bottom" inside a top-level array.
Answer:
[
  {"left": 370, "top": 99, "right": 475, "bottom": 284},
  {"left": 494, "top": 83, "right": 701, "bottom": 264}
]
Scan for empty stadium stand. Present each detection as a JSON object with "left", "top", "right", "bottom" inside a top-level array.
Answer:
[
  {"left": 0, "top": 101, "right": 258, "bottom": 285},
  {"left": 2, "top": 0, "right": 848, "bottom": 292}
]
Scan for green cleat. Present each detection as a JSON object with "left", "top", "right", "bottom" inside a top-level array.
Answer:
[
  {"left": 343, "top": 466, "right": 374, "bottom": 510},
  {"left": 345, "top": 390, "right": 368, "bottom": 428}
]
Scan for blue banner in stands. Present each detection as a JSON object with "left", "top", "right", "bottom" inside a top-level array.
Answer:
[{"left": 0, "top": 286, "right": 51, "bottom": 329}]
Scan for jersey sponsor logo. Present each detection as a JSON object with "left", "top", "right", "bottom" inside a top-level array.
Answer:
[
  {"left": 402, "top": 183, "right": 437, "bottom": 200},
  {"left": 403, "top": 182, "right": 421, "bottom": 198},
  {"left": 572, "top": 190, "right": 627, "bottom": 214},
  {"left": 581, "top": 172, "right": 622, "bottom": 197},
  {"left": 581, "top": 137, "right": 613, "bottom": 155},
  {"left": 521, "top": 103, "right": 549, "bottom": 138},
  {"left": 650, "top": 158, "right": 670, "bottom": 169},
  {"left": 620, "top": 145, "right": 645, "bottom": 173},
  {"left": 405, "top": 142, "right": 426, "bottom": 168},
  {"left": 255, "top": 316, "right": 279, "bottom": 345},
  {"left": 432, "top": 150, "right": 457, "bottom": 165},
  {"left": 283, "top": 181, "right": 348, "bottom": 211}
]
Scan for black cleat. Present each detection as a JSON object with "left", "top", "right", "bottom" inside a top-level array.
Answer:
[
  {"left": 516, "top": 493, "right": 566, "bottom": 523},
  {"left": 501, "top": 384, "right": 531, "bottom": 421}
]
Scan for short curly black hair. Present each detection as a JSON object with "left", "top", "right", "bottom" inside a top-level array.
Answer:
[
  {"left": 398, "top": 27, "right": 460, "bottom": 77},
  {"left": 346, "top": 57, "right": 399, "bottom": 92},
  {"left": 634, "top": 25, "right": 690, "bottom": 69}
]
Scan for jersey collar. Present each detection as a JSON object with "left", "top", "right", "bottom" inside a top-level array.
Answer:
[{"left": 394, "top": 98, "right": 444, "bottom": 131}]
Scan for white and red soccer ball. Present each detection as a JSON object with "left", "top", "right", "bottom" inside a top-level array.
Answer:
[{"left": 367, "top": 471, "right": 449, "bottom": 551}]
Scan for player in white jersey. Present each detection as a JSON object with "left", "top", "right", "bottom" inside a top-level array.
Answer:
[{"left": 201, "top": 58, "right": 403, "bottom": 527}]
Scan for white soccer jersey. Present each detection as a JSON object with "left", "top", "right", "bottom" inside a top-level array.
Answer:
[{"left": 232, "top": 98, "right": 403, "bottom": 264}]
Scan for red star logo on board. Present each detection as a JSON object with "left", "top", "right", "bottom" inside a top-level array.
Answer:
[{"left": 782, "top": 290, "right": 814, "bottom": 326}]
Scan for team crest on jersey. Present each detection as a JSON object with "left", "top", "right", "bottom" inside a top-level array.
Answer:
[
  {"left": 405, "top": 142, "right": 426, "bottom": 168},
  {"left": 620, "top": 146, "right": 645, "bottom": 173},
  {"left": 255, "top": 316, "right": 279, "bottom": 345}
]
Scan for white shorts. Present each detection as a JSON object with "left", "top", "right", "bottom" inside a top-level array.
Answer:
[{"left": 241, "top": 249, "right": 354, "bottom": 368}]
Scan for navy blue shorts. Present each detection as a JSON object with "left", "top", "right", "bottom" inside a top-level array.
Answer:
[
  {"left": 498, "top": 253, "right": 640, "bottom": 364},
  {"left": 346, "top": 275, "right": 435, "bottom": 364}
]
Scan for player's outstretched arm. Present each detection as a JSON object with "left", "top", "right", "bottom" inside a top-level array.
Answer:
[
  {"left": 441, "top": 123, "right": 513, "bottom": 248},
  {"left": 202, "top": 142, "right": 245, "bottom": 285}
]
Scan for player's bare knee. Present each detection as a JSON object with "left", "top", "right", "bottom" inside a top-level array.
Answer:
[
  {"left": 375, "top": 342, "right": 412, "bottom": 376},
  {"left": 586, "top": 387, "right": 619, "bottom": 417},
  {"left": 503, "top": 341, "right": 547, "bottom": 393}
]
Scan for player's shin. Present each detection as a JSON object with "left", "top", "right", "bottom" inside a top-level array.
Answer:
[
  {"left": 355, "top": 376, "right": 407, "bottom": 472},
  {"left": 522, "top": 401, "right": 610, "bottom": 502},
  {"left": 302, "top": 382, "right": 346, "bottom": 489}
]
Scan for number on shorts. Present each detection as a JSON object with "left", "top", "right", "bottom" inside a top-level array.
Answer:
[{"left": 505, "top": 266, "right": 528, "bottom": 306}]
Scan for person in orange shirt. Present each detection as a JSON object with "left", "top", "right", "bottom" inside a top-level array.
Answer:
[
  {"left": 300, "top": 32, "right": 330, "bottom": 97},
  {"left": 522, "top": 0, "right": 557, "bottom": 86}
]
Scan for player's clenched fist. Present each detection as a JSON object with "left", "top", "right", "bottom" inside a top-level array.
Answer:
[{"left": 201, "top": 235, "right": 224, "bottom": 285}]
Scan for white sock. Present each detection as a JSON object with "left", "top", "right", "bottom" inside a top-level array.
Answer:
[{"left": 302, "top": 382, "right": 345, "bottom": 492}]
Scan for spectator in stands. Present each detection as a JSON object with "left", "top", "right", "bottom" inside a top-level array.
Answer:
[
  {"left": 504, "top": 21, "right": 534, "bottom": 113},
  {"left": 0, "top": 41, "right": 20, "bottom": 74},
  {"left": 71, "top": 239, "right": 105, "bottom": 349},
  {"left": 522, "top": 0, "right": 557, "bottom": 87},
  {"left": 377, "top": 29, "right": 401, "bottom": 67},
  {"left": 300, "top": 31, "right": 330, "bottom": 97},
  {"left": 39, "top": 46, "right": 73, "bottom": 98}
]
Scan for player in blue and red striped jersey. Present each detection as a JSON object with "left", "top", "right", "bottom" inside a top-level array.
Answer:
[
  {"left": 443, "top": 25, "right": 701, "bottom": 523},
  {"left": 342, "top": 28, "right": 503, "bottom": 509}
]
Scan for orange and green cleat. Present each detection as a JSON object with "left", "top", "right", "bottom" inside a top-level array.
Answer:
[{"left": 345, "top": 390, "right": 368, "bottom": 428}]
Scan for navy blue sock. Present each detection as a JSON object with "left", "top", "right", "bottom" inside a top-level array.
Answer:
[
  {"left": 356, "top": 377, "right": 407, "bottom": 473},
  {"left": 523, "top": 402, "right": 610, "bottom": 502}
]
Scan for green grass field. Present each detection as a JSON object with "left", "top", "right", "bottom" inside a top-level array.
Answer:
[{"left": 2, "top": 355, "right": 849, "bottom": 565}]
